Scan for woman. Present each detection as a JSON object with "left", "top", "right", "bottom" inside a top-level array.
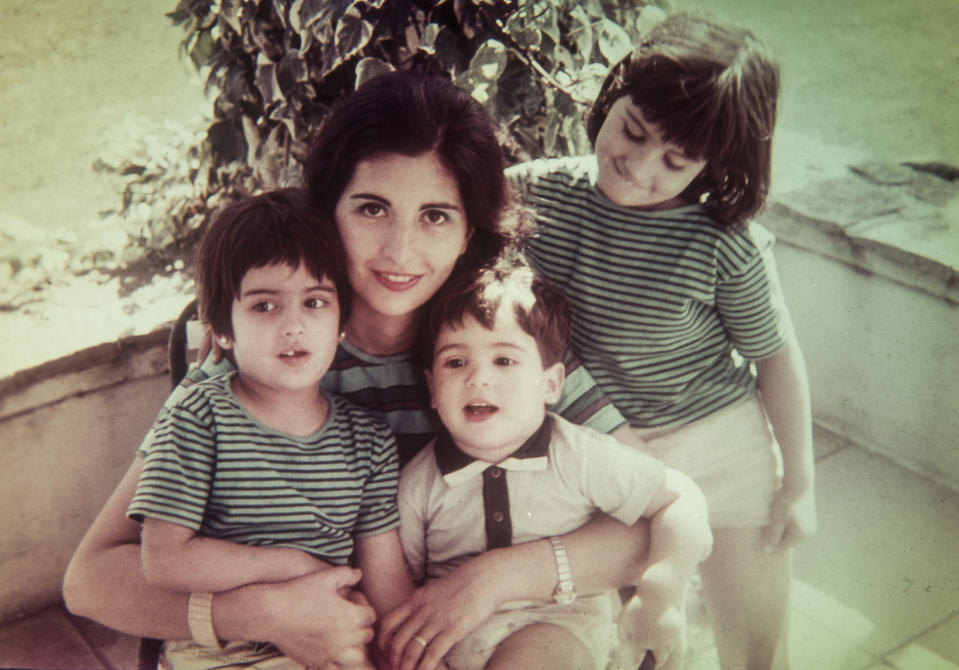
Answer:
[{"left": 63, "top": 72, "right": 651, "bottom": 670}]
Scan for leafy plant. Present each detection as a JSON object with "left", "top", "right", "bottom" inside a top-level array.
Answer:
[{"left": 172, "top": 0, "right": 667, "bottom": 187}]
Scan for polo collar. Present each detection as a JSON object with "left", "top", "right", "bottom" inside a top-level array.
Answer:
[{"left": 436, "top": 416, "right": 553, "bottom": 487}]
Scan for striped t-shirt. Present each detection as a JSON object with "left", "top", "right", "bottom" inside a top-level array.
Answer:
[
  {"left": 509, "top": 156, "right": 794, "bottom": 428},
  {"left": 182, "top": 338, "right": 626, "bottom": 467},
  {"left": 128, "top": 373, "right": 399, "bottom": 565}
]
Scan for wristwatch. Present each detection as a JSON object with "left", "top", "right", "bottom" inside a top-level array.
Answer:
[{"left": 548, "top": 536, "right": 577, "bottom": 604}]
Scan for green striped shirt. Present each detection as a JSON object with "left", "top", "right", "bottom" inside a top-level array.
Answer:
[
  {"left": 509, "top": 156, "right": 793, "bottom": 428},
  {"left": 129, "top": 373, "right": 399, "bottom": 565}
]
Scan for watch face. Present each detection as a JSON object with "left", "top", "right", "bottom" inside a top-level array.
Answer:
[{"left": 554, "top": 587, "right": 577, "bottom": 605}]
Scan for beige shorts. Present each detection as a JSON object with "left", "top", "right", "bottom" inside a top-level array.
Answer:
[
  {"left": 161, "top": 640, "right": 302, "bottom": 670},
  {"left": 445, "top": 592, "right": 620, "bottom": 670},
  {"left": 633, "top": 395, "right": 783, "bottom": 529}
]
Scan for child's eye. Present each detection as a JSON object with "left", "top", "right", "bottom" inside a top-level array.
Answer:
[
  {"left": 623, "top": 124, "right": 646, "bottom": 143},
  {"left": 304, "top": 297, "right": 328, "bottom": 309},
  {"left": 494, "top": 356, "right": 516, "bottom": 367},
  {"left": 251, "top": 301, "right": 276, "bottom": 313},
  {"left": 442, "top": 357, "right": 466, "bottom": 369}
]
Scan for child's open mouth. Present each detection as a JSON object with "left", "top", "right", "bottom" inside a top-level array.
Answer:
[
  {"left": 464, "top": 402, "right": 498, "bottom": 419},
  {"left": 278, "top": 350, "right": 310, "bottom": 363}
]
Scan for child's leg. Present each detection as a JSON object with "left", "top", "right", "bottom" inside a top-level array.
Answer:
[
  {"left": 485, "top": 623, "right": 595, "bottom": 670},
  {"left": 699, "top": 527, "right": 792, "bottom": 670}
]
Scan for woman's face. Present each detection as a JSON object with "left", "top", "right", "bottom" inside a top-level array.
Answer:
[{"left": 334, "top": 151, "right": 471, "bottom": 322}]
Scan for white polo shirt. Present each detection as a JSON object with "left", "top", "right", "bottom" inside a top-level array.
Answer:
[{"left": 398, "top": 413, "right": 666, "bottom": 583}]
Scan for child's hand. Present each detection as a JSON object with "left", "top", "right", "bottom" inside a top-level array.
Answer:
[
  {"left": 617, "top": 595, "right": 687, "bottom": 670},
  {"left": 762, "top": 478, "right": 817, "bottom": 550}
]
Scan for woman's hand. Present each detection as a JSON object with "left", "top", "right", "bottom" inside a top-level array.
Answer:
[
  {"left": 195, "top": 322, "right": 226, "bottom": 365},
  {"left": 377, "top": 561, "right": 500, "bottom": 670},
  {"left": 252, "top": 568, "right": 377, "bottom": 669}
]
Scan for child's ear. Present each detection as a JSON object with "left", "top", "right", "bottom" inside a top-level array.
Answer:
[
  {"left": 216, "top": 333, "right": 234, "bottom": 350},
  {"left": 543, "top": 361, "right": 566, "bottom": 404},
  {"left": 424, "top": 368, "right": 437, "bottom": 408}
]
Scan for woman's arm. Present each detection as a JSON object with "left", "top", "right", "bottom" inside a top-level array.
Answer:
[
  {"left": 63, "top": 457, "right": 377, "bottom": 667},
  {"left": 754, "top": 335, "right": 817, "bottom": 548},
  {"left": 141, "top": 518, "right": 330, "bottom": 593},
  {"left": 379, "top": 514, "right": 650, "bottom": 670}
]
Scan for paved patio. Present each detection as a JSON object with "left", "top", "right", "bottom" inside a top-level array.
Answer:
[{"left": 1, "top": 426, "right": 955, "bottom": 670}]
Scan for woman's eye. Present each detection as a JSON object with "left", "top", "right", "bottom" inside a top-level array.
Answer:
[
  {"left": 359, "top": 202, "right": 386, "bottom": 217},
  {"left": 423, "top": 209, "right": 450, "bottom": 225}
]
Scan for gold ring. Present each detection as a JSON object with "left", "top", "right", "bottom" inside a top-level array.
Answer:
[{"left": 412, "top": 636, "right": 428, "bottom": 648}]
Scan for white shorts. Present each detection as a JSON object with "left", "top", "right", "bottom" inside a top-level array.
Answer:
[
  {"left": 445, "top": 592, "right": 620, "bottom": 670},
  {"left": 161, "top": 640, "right": 302, "bottom": 670},
  {"left": 633, "top": 395, "right": 783, "bottom": 529}
]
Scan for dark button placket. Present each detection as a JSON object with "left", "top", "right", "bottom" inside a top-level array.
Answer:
[{"left": 482, "top": 466, "right": 512, "bottom": 549}]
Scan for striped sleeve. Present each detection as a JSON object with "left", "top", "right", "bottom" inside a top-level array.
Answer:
[
  {"left": 128, "top": 397, "right": 216, "bottom": 530},
  {"left": 715, "top": 224, "right": 794, "bottom": 359},
  {"left": 353, "top": 427, "right": 401, "bottom": 538},
  {"left": 551, "top": 353, "right": 627, "bottom": 433}
]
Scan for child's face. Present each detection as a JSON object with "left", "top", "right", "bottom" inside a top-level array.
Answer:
[
  {"left": 427, "top": 309, "right": 565, "bottom": 463},
  {"left": 594, "top": 97, "right": 707, "bottom": 209},
  {"left": 219, "top": 262, "right": 340, "bottom": 396}
]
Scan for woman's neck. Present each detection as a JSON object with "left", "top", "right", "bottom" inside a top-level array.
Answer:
[{"left": 344, "top": 303, "right": 421, "bottom": 356}]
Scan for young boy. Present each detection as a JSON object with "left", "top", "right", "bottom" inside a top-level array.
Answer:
[
  {"left": 396, "top": 254, "right": 712, "bottom": 670},
  {"left": 127, "top": 189, "right": 413, "bottom": 670}
]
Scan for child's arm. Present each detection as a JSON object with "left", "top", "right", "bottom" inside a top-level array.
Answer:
[
  {"left": 141, "top": 517, "right": 331, "bottom": 593},
  {"left": 754, "top": 334, "right": 817, "bottom": 548},
  {"left": 621, "top": 467, "right": 711, "bottom": 670},
  {"left": 352, "top": 529, "right": 416, "bottom": 617}
]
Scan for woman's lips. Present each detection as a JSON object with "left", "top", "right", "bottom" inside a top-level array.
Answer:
[{"left": 373, "top": 270, "right": 422, "bottom": 292}]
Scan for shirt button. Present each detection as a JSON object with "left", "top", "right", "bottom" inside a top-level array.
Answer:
[
  {"left": 490, "top": 468, "right": 502, "bottom": 478},
  {"left": 493, "top": 512, "right": 505, "bottom": 523}
]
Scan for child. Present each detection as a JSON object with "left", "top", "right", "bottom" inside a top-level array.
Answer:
[
  {"left": 508, "top": 12, "right": 816, "bottom": 670},
  {"left": 127, "top": 189, "right": 413, "bottom": 670},
  {"left": 395, "top": 255, "right": 712, "bottom": 670}
]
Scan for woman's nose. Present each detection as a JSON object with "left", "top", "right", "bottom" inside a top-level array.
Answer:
[{"left": 382, "top": 221, "right": 417, "bottom": 263}]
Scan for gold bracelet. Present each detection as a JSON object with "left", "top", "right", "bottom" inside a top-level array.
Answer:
[{"left": 187, "top": 592, "right": 223, "bottom": 649}]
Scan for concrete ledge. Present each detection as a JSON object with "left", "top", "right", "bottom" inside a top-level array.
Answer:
[
  {"left": 761, "top": 132, "right": 959, "bottom": 491},
  {"left": 0, "top": 327, "right": 173, "bottom": 622}
]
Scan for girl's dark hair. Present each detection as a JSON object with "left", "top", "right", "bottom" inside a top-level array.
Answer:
[
  {"left": 303, "top": 70, "right": 512, "bottom": 278},
  {"left": 196, "top": 188, "right": 350, "bottom": 338},
  {"left": 586, "top": 12, "right": 780, "bottom": 228},
  {"left": 423, "top": 250, "right": 570, "bottom": 368}
]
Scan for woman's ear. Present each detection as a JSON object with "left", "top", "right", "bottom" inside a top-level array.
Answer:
[{"left": 543, "top": 361, "right": 566, "bottom": 405}]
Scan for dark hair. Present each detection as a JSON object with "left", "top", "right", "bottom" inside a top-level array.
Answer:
[
  {"left": 423, "top": 250, "right": 570, "bottom": 368},
  {"left": 586, "top": 12, "right": 780, "bottom": 228},
  {"left": 303, "top": 70, "right": 511, "bottom": 277},
  {"left": 196, "top": 188, "right": 350, "bottom": 338}
]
